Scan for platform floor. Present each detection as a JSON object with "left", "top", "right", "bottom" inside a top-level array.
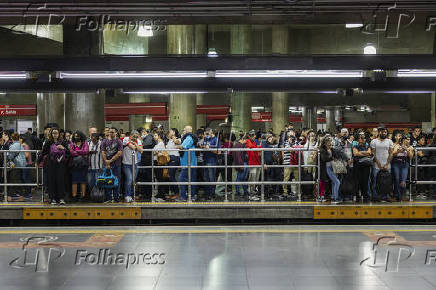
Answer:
[{"left": 1, "top": 225, "right": 436, "bottom": 289}]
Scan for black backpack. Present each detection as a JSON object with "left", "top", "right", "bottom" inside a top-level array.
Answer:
[
  {"left": 340, "top": 172, "right": 358, "bottom": 197},
  {"left": 376, "top": 169, "right": 393, "bottom": 197}
]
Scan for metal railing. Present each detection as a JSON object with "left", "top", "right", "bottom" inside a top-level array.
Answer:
[
  {"left": 133, "top": 147, "right": 320, "bottom": 203},
  {"left": 0, "top": 150, "right": 42, "bottom": 203},
  {"left": 413, "top": 147, "right": 436, "bottom": 186}
]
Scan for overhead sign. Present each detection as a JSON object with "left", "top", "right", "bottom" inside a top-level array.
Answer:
[{"left": 0, "top": 105, "right": 36, "bottom": 116}]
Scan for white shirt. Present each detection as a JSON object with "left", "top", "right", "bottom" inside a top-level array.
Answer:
[
  {"left": 153, "top": 141, "right": 166, "bottom": 161},
  {"left": 370, "top": 138, "right": 394, "bottom": 169},
  {"left": 166, "top": 139, "right": 180, "bottom": 157},
  {"left": 122, "top": 137, "right": 142, "bottom": 165}
]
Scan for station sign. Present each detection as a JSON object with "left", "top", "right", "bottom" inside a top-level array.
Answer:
[{"left": 0, "top": 105, "right": 36, "bottom": 116}]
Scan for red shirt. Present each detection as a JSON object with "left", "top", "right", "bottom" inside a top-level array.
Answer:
[
  {"left": 290, "top": 144, "right": 304, "bottom": 165},
  {"left": 245, "top": 139, "right": 261, "bottom": 165}
]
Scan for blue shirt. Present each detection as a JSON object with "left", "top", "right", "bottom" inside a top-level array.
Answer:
[
  {"left": 8, "top": 141, "right": 26, "bottom": 168},
  {"left": 180, "top": 135, "right": 197, "bottom": 166},
  {"left": 203, "top": 136, "right": 219, "bottom": 163}
]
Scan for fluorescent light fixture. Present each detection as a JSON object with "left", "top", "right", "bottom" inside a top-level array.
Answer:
[
  {"left": 364, "top": 45, "right": 377, "bottom": 55},
  {"left": 58, "top": 72, "right": 208, "bottom": 79},
  {"left": 384, "top": 90, "right": 434, "bottom": 93},
  {"left": 123, "top": 90, "right": 209, "bottom": 94},
  {"left": 215, "top": 70, "right": 363, "bottom": 78},
  {"left": 251, "top": 106, "right": 265, "bottom": 112},
  {"left": 208, "top": 48, "right": 218, "bottom": 57},
  {"left": 346, "top": 23, "right": 364, "bottom": 28},
  {"left": 0, "top": 73, "right": 27, "bottom": 79},
  {"left": 137, "top": 25, "right": 153, "bottom": 37},
  {"left": 397, "top": 70, "right": 436, "bottom": 77}
]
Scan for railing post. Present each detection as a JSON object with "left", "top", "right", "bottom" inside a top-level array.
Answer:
[
  {"left": 261, "top": 149, "right": 265, "bottom": 202},
  {"left": 224, "top": 150, "right": 228, "bottom": 202},
  {"left": 414, "top": 147, "right": 418, "bottom": 200},
  {"left": 297, "top": 148, "right": 301, "bottom": 202},
  {"left": 132, "top": 151, "right": 136, "bottom": 202},
  {"left": 409, "top": 158, "right": 412, "bottom": 202},
  {"left": 188, "top": 149, "right": 191, "bottom": 202},
  {"left": 3, "top": 152, "right": 7, "bottom": 203},
  {"left": 317, "top": 149, "right": 321, "bottom": 202},
  {"left": 151, "top": 149, "right": 155, "bottom": 203}
]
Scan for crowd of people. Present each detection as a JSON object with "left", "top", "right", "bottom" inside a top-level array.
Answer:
[{"left": 0, "top": 123, "right": 435, "bottom": 204}]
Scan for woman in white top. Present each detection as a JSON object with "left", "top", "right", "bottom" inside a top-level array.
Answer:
[
  {"left": 153, "top": 133, "right": 168, "bottom": 201},
  {"left": 166, "top": 128, "right": 181, "bottom": 198},
  {"left": 122, "top": 130, "right": 143, "bottom": 202},
  {"left": 303, "top": 130, "right": 318, "bottom": 175}
]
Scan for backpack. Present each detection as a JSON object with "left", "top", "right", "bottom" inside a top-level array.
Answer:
[
  {"left": 376, "top": 169, "right": 393, "bottom": 197},
  {"left": 90, "top": 186, "right": 105, "bottom": 203},
  {"left": 301, "top": 170, "right": 314, "bottom": 199},
  {"left": 340, "top": 172, "right": 358, "bottom": 197}
]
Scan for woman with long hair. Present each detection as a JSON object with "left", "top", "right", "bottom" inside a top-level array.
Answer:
[
  {"left": 37, "top": 127, "right": 70, "bottom": 205},
  {"left": 69, "top": 131, "right": 89, "bottom": 202},
  {"left": 319, "top": 136, "right": 341, "bottom": 204},
  {"left": 391, "top": 134, "right": 414, "bottom": 201}
]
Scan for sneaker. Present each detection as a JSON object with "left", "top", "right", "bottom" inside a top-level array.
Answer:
[
  {"left": 125, "top": 196, "right": 134, "bottom": 203},
  {"left": 24, "top": 196, "right": 32, "bottom": 202},
  {"left": 59, "top": 199, "right": 66, "bottom": 205},
  {"left": 104, "top": 199, "right": 114, "bottom": 204},
  {"left": 249, "top": 195, "right": 260, "bottom": 201},
  {"left": 50, "top": 199, "right": 57, "bottom": 205},
  {"left": 155, "top": 198, "right": 165, "bottom": 202},
  {"left": 331, "top": 200, "right": 340, "bottom": 205}
]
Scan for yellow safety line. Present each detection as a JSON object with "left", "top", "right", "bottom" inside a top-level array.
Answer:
[{"left": 0, "top": 228, "right": 435, "bottom": 234}]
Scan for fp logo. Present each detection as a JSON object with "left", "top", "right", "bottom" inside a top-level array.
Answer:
[
  {"left": 360, "top": 236, "right": 415, "bottom": 272},
  {"left": 361, "top": 3, "right": 415, "bottom": 38},
  {"left": 9, "top": 236, "right": 65, "bottom": 272}
]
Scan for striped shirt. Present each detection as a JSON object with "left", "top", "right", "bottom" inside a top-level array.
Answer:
[
  {"left": 283, "top": 139, "right": 291, "bottom": 165},
  {"left": 88, "top": 140, "right": 103, "bottom": 170}
]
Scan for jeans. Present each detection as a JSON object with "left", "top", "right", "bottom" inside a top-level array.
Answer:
[
  {"left": 203, "top": 161, "right": 217, "bottom": 196},
  {"left": 392, "top": 162, "right": 409, "bottom": 199},
  {"left": 87, "top": 169, "right": 100, "bottom": 190},
  {"left": 105, "top": 164, "right": 121, "bottom": 201},
  {"left": 354, "top": 164, "right": 371, "bottom": 199},
  {"left": 169, "top": 155, "right": 180, "bottom": 194},
  {"left": 122, "top": 164, "right": 138, "bottom": 198},
  {"left": 326, "top": 166, "right": 340, "bottom": 200},
  {"left": 248, "top": 167, "right": 261, "bottom": 194},
  {"left": 235, "top": 162, "right": 249, "bottom": 195},
  {"left": 370, "top": 167, "right": 392, "bottom": 199},
  {"left": 179, "top": 168, "right": 197, "bottom": 200},
  {"left": 22, "top": 164, "right": 32, "bottom": 197}
]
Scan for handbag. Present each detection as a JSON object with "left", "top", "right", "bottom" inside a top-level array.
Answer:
[
  {"left": 96, "top": 169, "right": 119, "bottom": 189},
  {"left": 157, "top": 151, "right": 170, "bottom": 165},
  {"left": 358, "top": 156, "right": 374, "bottom": 167},
  {"left": 71, "top": 155, "right": 88, "bottom": 168},
  {"left": 331, "top": 159, "right": 347, "bottom": 174}
]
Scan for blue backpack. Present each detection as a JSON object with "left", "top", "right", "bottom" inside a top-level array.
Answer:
[{"left": 96, "top": 169, "right": 119, "bottom": 189}]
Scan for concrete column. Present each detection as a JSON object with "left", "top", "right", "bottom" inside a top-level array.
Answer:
[
  {"left": 129, "top": 94, "right": 151, "bottom": 131},
  {"left": 325, "top": 108, "right": 336, "bottom": 133},
  {"left": 271, "top": 25, "right": 289, "bottom": 135},
  {"left": 36, "top": 93, "right": 65, "bottom": 134},
  {"left": 63, "top": 25, "right": 105, "bottom": 133},
  {"left": 432, "top": 92, "right": 436, "bottom": 129},
  {"left": 302, "top": 107, "right": 317, "bottom": 130},
  {"left": 335, "top": 108, "right": 342, "bottom": 128},
  {"left": 65, "top": 92, "right": 105, "bottom": 134},
  {"left": 167, "top": 25, "right": 201, "bottom": 131},
  {"left": 230, "top": 25, "right": 252, "bottom": 132}
]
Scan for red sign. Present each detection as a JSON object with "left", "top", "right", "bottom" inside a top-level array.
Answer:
[
  {"left": 197, "top": 105, "right": 230, "bottom": 115},
  {"left": 252, "top": 112, "right": 326, "bottom": 123},
  {"left": 104, "top": 103, "right": 167, "bottom": 116},
  {"left": 0, "top": 105, "right": 36, "bottom": 116}
]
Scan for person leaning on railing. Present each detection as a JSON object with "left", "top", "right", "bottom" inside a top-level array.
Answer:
[{"left": 19, "top": 134, "right": 33, "bottom": 201}]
